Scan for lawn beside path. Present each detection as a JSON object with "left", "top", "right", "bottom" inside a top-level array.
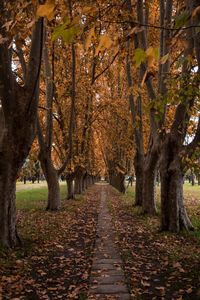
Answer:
[{"left": 108, "top": 185, "right": 200, "bottom": 300}]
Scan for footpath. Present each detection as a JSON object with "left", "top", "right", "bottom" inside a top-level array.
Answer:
[{"left": 88, "top": 184, "right": 131, "bottom": 300}]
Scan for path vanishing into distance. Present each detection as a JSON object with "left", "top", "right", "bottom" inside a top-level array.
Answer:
[{"left": 88, "top": 182, "right": 131, "bottom": 300}]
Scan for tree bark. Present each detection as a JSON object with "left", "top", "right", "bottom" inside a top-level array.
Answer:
[
  {"left": 109, "top": 172, "right": 125, "bottom": 194},
  {"left": 66, "top": 174, "right": 75, "bottom": 199},
  {"left": 37, "top": 24, "right": 61, "bottom": 211},
  {"left": 0, "top": 161, "right": 20, "bottom": 247},
  {"left": 160, "top": 136, "right": 193, "bottom": 232},
  {"left": 134, "top": 152, "right": 143, "bottom": 206},
  {"left": 0, "top": 16, "right": 43, "bottom": 247},
  {"left": 82, "top": 173, "right": 88, "bottom": 191},
  {"left": 74, "top": 175, "right": 83, "bottom": 194},
  {"left": 142, "top": 138, "right": 158, "bottom": 214},
  {"left": 39, "top": 152, "right": 61, "bottom": 210}
]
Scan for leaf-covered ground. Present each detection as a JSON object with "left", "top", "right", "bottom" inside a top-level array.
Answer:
[
  {"left": 0, "top": 185, "right": 101, "bottom": 300},
  {"left": 108, "top": 186, "right": 200, "bottom": 300},
  {"left": 1, "top": 183, "right": 200, "bottom": 300}
]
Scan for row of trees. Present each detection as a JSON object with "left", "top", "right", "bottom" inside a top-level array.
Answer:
[
  {"left": 0, "top": 0, "right": 200, "bottom": 247},
  {"left": 105, "top": 0, "right": 200, "bottom": 232}
]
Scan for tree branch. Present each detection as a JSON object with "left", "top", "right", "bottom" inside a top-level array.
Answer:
[{"left": 93, "top": 50, "right": 119, "bottom": 84}]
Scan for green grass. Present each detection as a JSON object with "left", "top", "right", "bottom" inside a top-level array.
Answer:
[
  {"left": 124, "top": 182, "right": 200, "bottom": 242},
  {"left": 16, "top": 184, "right": 67, "bottom": 210}
]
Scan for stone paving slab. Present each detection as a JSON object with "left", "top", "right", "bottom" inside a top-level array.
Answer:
[
  {"left": 88, "top": 185, "right": 131, "bottom": 299},
  {"left": 91, "top": 269, "right": 126, "bottom": 277},
  {"left": 90, "top": 284, "right": 129, "bottom": 294},
  {"left": 90, "top": 275, "right": 125, "bottom": 285},
  {"left": 92, "top": 263, "right": 122, "bottom": 271},
  {"left": 88, "top": 293, "right": 131, "bottom": 300},
  {"left": 93, "top": 259, "right": 122, "bottom": 264}
]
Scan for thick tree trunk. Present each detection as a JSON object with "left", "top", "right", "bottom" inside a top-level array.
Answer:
[
  {"left": 39, "top": 153, "right": 61, "bottom": 210},
  {"left": 0, "top": 164, "right": 20, "bottom": 248},
  {"left": 0, "top": 17, "right": 43, "bottom": 247},
  {"left": 110, "top": 172, "right": 125, "bottom": 193},
  {"left": 142, "top": 142, "right": 158, "bottom": 214},
  {"left": 160, "top": 137, "right": 193, "bottom": 232}
]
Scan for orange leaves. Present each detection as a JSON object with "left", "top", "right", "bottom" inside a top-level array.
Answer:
[
  {"left": 95, "top": 34, "right": 113, "bottom": 56},
  {"left": 36, "top": 0, "right": 55, "bottom": 21},
  {"left": 85, "top": 27, "right": 96, "bottom": 50}
]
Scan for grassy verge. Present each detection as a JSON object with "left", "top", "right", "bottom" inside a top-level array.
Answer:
[
  {"left": 16, "top": 184, "right": 67, "bottom": 210},
  {"left": 124, "top": 182, "right": 200, "bottom": 242}
]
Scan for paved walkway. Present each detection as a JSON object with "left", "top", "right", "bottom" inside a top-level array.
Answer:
[{"left": 88, "top": 185, "right": 131, "bottom": 300}]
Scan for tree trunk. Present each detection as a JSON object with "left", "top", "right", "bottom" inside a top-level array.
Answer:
[
  {"left": 110, "top": 172, "right": 125, "bottom": 193},
  {"left": 0, "top": 164, "right": 20, "bottom": 248},
  {"left": 74, "top": 176, "right": 83, "bottom": 194},
  {"left": 39, "top": 153, "right": 61, "bottom": 210},
  {"left": 191, "top": 172, "right": 195, "bottom": 186},
  {"left": 134, "top": 151, "right": 143, "bottom": 206},
  {"left": 82, "top": 173, "right": 88, "bottom": 191},
  {"left": 160, "top": 136, "right": 193, "bottom": 232},
  {"left": 0, "top": 16, "right": 43, "bottom": 247},
  {"left": 66, "top": 176, "right": 75, "bottom": 199},
  {"left": 142, "top": 141, "right": 158, "bottom": 214}
]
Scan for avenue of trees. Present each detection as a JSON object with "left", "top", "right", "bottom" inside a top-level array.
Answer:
[{"left": 0, "top": 0, "right": 200, "bottom": 247}]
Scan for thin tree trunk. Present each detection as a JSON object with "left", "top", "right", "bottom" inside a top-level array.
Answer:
[
  {"left": 37, "top": 119, "right": 61, "bottom": 210},
  {"left": 134, "top": 152, "right": 143, "bottom": 206}
]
